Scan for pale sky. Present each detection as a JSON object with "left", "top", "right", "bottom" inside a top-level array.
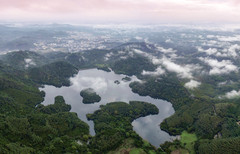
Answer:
[{"left": 0, "top": 0, "right": 240, "bottom": 24}]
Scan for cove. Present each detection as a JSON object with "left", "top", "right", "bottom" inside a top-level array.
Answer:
[{"left": 39, "top": 68, "right": 175, "bottom": 147}]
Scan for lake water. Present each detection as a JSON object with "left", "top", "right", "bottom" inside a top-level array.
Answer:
[{"left": 39, "top": 69, "right": 175, "bottom": 147}]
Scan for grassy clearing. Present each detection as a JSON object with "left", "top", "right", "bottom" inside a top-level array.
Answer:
[
  {"left": 171, "top": 149, "right": 189, "bottom": 154},
  {"left": 108, "top": 138, "right": 143, "bottom": 154},
  {"left": 108, "top": 138, "right": 156, "bottom": 154},
  {"left": 129, "top": 148, "right": 146, "bottom": 154},
  {"left": 180, "top": 131, "right": 197, "bottom": 154}
]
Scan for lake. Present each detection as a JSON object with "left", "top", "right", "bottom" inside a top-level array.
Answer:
[{"left": 39, "top": 68, "right": 175, "bottom": 147}]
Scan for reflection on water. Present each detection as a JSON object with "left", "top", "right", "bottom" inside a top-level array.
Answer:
[{"left": 39, "top": 69, "right": 175, "bottom": 147}]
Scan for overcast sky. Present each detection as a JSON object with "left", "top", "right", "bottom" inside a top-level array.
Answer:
[{"left": 0, "top": 0, "right": 240, "bottom": 24}]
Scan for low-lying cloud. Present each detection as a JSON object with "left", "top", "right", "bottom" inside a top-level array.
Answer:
[
  {"left": 198, "top": 44, "right": 240, "bottom": 58},
  {"left": 199, "top": 57, "right": 238, "bottom": 75},
  {"left": 217, "top": 35, "right": 240, "bottom": 42},
  {"left": 197, "top": 47, "right": 218, "bottom": 55},
  {"left": 184, "top": 80, "right": 201, "bottom": 89},
  {"left": 224, "top": 90, "right": 240, "bottom": 99},
  {"left": 142, "top": 66, "right": 165, "bottom": 76},
  {"left": 156, "top": 46, "right": 176, "bottom": 53},
  {"left": 70, "top": 76, "right": 108, "bottom": 93},
  {"left": 161, "top": 57, "right": 202, "bottom": 79},
  {"left": 24, "top": 58, "right": 36, "bottom": 68}
]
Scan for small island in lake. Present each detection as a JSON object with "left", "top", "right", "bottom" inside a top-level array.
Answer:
[
  {"left": 114, "top": 80, "right": 120, "bottom": 84},
  {"left": 80, "top": 88, "right": 101, "bottom": 104}
]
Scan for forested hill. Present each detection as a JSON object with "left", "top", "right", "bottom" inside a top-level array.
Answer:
[
  {"left": 28, "top": 61, "right": 78, "bottom": 87},
  {"left": 0, "top": 51, "right": 49, "bottom": 70}
]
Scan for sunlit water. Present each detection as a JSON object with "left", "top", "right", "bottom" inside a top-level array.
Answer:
[{"left": 39, "top": 69, "right": 175, "bottom": 147}]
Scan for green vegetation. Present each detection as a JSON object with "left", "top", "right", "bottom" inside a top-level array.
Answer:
[
  {"left": 112, "top": 56, "right": 240, "bottom": 153},
  {"left": 129, "top": 148, "right": 146, "bottom": 154},
  {"left": 80, "top": 88, "right": 101, "bottom": 104},
  {"left": 160, "top": 131, "right": 197, "bottom": 154},
  {"left": 131, "top": 75, "right": 240, "bottom": 153},
  {"left": 130, "top": 75, "right": 191, "bottom": 110},
  {"left": 1, "top": 49, "right": 240, "bottom": 153},
  {"left": 111, "top": 56, "right": 156, "bottom": 76},
  {"left": 0, "top": 51, "right": 162, "bottom": 153},
  {"left": 108, "top": 138, "right": 155, "bottom": 154},
  {"left": 196, "top": 137, "right": 240, "bottom": 154},
  {"left": 96, "top": 64, "right": 111, "bottom": 72},
  {"left": 0, "top": 77, "right": 90, "bottom": 153},
  {"left": 0, "top": 50, "right": 49, "bottom": 70},
  {"left": 36, "top": 96, "right": 71, "bottom": 114},
  {"left": 0, "top": 61, "right": 90, "bottom": 153},
  {"left": 180, "top": 131, "right": 197, "bottom": 154},
  {"left": 87, "top": 101, "right": 159, "bottom": 153},
  {"left": 114, "top": 80, "right": 120, "bottom": 84},
  {"left": 122, "top": 76, "right": 132, "bottom": 82},
  {"left": 28, "top": 61, "right": 78, "bottom": 87}
]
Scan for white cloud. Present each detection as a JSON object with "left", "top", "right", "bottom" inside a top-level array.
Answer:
[
  {"left": 151, "top": 57, "right": 162, "bottom": 65},
  {"left": 169, "top": 53, "right": 179, "bottom": 59},
  {"left": 199, "top": 57, "right": 238, "bottom": 75},
  {"left": 147, "top": 56, "right": 199, "bottom": 79},
  {"left": 184, "top": 80, "right": 201, "bottom": 89},
  {"left": 198, "top": 44, "right": 240, "bottom": 57},
  {"left": 224, "top": 90, "right": 240, "bottom": 99},
  {"left": 142, "top": 66, "right": 165, "bottom": 76},
  {"left": 70, "top": 76, "right": 108, "bottom": 93},
  {"left": 217, "top": 35, "right": 240, "bottom": 42},
  {"left": 228, "top": 44, "right": 240, "bottom": 57},
  {"left": 133, "top": 49, "right": 163, "bottom": 65},
  {"left": 218, "top": 81, "right": 228, "bottom": 86},
  {"left": 161, "top": 57, "right": 199, "bottom": 79},
  {"left": 165, "top": 39, "right": 173, "bottom": 43},
  {"left": 197, "top": 47, "right": 218, "bottom": 55},
  {"left": 104, "top": 52, "right": 114, "bottom": 61},
  {"left": 218, "top": 80, "right": 234, "bottom": 87},
  {"left": 131, "top": 48, "right": 200, "bottom": 79},
  {"left": 207, "top": 35, "right": 215, "bottom": 38},
  {"left": 120, "top": 56, "right": 128, "bottom": 59},
  {"left": 133, "top": 49, "right": 151, "bottom": 57},
  {"left": 157, "top": 46, "right": 176, "bottom": 53},
  {"left": 24, "top": 58, "right": 36, "bottom": 68},
  {"left": 215, "top": 44, "right": 240, "bottom": 57},
  {"left": 208, "top": 40, "right": 218, "bottom": 45},
  {"left": 135, "top": 36, "right": 143, "bottom": 40},
  {"left": 118, "top": 50, "right": 125, "bottom": 54}
]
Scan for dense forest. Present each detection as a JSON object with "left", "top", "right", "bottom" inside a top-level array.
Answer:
[
  {"left": 126, "top": 59, "right": 240, "bottom": 153},
  {"left": 0, "top": 48, "right": 240, "bottom": 153},
  {"left": 87, "top": 101, "right": 159, "bottom": 153},
  {"left": 0, "top": 67, "right": 90, "bottom": 153},
  {"left": 0, "top": 54, "right": 163, "bottom": 153}
]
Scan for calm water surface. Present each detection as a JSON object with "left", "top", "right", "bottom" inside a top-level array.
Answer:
[{"left": 39, "top": 69, "right": 175, "bottom": 147}]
